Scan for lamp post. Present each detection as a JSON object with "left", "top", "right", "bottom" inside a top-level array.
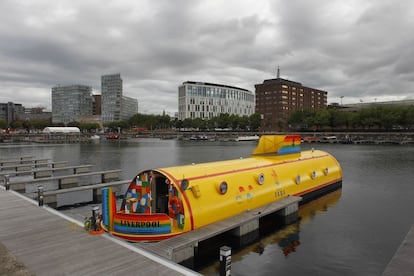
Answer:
[{"left": 340, "top": 96, "right": 344, "bottom": 105}]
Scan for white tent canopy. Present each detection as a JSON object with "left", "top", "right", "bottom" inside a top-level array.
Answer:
[{"left": 43, "top": 127, "right": 81, "bottom": 133}]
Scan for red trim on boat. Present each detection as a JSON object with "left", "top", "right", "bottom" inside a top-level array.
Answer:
[{"left": 293, "top": 178, "right": 342, "bottom": 196}]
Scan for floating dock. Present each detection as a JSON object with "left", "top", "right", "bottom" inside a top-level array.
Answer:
[
  {"left": 0, "top": 187, "right": 200, "bottom": 275},
  {"left": 139, "top": 195, "right": 301, "bottom": 263}
]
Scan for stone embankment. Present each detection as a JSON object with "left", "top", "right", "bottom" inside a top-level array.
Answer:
[{"left": 1, "top": 131, "right": 414, "bottom": 144}]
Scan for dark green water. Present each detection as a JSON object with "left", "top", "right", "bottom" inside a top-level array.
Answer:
[{"left": 1, "top": 138, "right": 413, "bottom": 275}]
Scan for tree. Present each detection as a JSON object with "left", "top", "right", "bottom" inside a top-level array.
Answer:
[
  {"left": 79, "top": 122, "right": 100, "bottom": 132},
  {"left": 401, "top": 106, "right": 414, "bottom": 130},
  {"left": 276, "top": 119, "right": 285, "bottom": 132},
  {"left": 238, "top": 115, "right": 249, "bottom": 130},
  {"left": 0, "top": 119, "right": 7, "bottom": 129},
  {"left": 10, "top": 121, "right": 22, "bottom": 129},
  {"left": 182, "top": 118, "right": 193, "bottom": 129},
  {"left": 249, "top": 113, "right": 262, "bottom": 131},
  {"left": 217, "top": 113, "right": 231, "bottom": 129},
  {"left": 313, "top": 110, "right": 330, "bottom": 130},
  {"left": 328, "top": 109, "right": 348, "bottom": 130},
  {"left": 229, "top": 114, "right": 240, "bottom": 130},
  {"left": 104, "top": 121, "right": 129, "bottom": 132},
  {"left": 67, "top": 121, "right": 80, "bottom": 127},
  {"left": 192, "top": 118, "right": 204, "bottom": 130},
  {"left": 288, "top": 110, "right": 314, "bottom": 130}
]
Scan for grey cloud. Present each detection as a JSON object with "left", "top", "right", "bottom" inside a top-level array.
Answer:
[{"left": 0, "top": 0, "right": 413, "bottom": 113}]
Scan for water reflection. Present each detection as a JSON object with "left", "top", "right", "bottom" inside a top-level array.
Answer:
[{"left": 200, "top": 189, "right": 342, "bottom": 275}]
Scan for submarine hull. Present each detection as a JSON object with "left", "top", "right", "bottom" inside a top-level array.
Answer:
[{"left": 101, "top": 135, "right": 343, "bottom": 242}]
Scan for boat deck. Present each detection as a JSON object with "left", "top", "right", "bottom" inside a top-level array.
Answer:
[{"left": 0, "top": 187, "right": 199, "bottom": 275}]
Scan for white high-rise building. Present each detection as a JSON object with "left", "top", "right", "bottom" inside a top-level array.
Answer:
[{"left": 178, "top": 81, "right": 255, "bottom": 120}]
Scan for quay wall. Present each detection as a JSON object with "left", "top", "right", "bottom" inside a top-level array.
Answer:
[{"left": 1, "top": 131, "right": 414, "bottom": 144}]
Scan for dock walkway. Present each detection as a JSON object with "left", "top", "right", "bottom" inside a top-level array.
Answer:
[
  {"left": 0, "top": 187, "right": 199, "bottom": 275},
  {"left": 382, "top": 225, "right": 414, "bottom": 276}
]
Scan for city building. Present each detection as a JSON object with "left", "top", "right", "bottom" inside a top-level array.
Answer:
[
  {"left": 178, "top": 81, "right": 255, "bottom": 120},
  {"left": 121, "top": 95, "right": 139, "bottom": 121},
  {"left": 255, "top": 70, "right": 327, "bottom": 131},
  {"left": 93, "top": 94, "right": 102, "bottom": 115},
  {"left": 51, "top": 85, "right": 93, "bottom": 125},
  {"left": 342, "top": 99, "right": 414, "bottom": 109},
  {"left": 19, "top": 107, "right": 51, "bottom": 123},
  {"left": 0, "top": 102, "right": 24, "bottom": 126},
  {"left": 101, "top": 73, "right": 138, "bottom": 122}
]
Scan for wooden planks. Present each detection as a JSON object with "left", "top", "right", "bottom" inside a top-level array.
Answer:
[{"left": 0, "top": 188, "right": 199, "bottom": 276}]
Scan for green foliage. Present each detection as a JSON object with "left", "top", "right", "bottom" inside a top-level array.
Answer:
[
  {"left": 0, "top": 119, "right": 7, "bottom": 129},
  {"left": 10, "top": 121, "right": 22, "bottom": 128},
  {"left": 249, "top": 113, "right": 262, "bottom": 131},
  {"left": 104, "top": 121, "right": 129, "bottom": 131},
  {"left": 166, "top": 113, "right": 262, "bottom": 131},
  {"left": 67, "top": 121, "right": 80, "bottom": 127},
  {"left": 79, "top": 122, "right": 100, "bottom": 131},
  {"left": 288, "top": 105, "right": 413, "bottom": 131},
  {"left": 128, "top": 113, "right": 171, "bottom": 130}
]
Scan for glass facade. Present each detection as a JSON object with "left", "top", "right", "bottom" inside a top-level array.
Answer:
[
  {"left": 121, "top": 96, "right": 138, "bottom": 121},
  {"left": 178, "top": 81, "right": 255, "bottom": 120},
  {"left": 101, "top": 73, "right": 138, "bottom": 122},
  {"left": 51, "top": 85, "right": 93, "bottom": 125},
  {"left": 101, "top": 73, "right": 122, "bottom": 123}
]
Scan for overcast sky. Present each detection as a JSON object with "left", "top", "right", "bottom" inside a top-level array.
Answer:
[{"left": 1, "top": 0, "right": 413, "bottom": 115}]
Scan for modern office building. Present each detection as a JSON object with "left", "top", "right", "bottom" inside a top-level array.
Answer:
[
  {"left": 51, "top": 85, "right": 93, "bottom": 125},
  {"left": 121, "top": 96, "right": 139, "bottom": 121},
  {"left": 0, "top": 102, "right": 24, "bottom": 126},
  {"left": 178, "top": 81, "right": 255, "bottom": 120},
  {"left": 255, "top": 71, "right": 327, "bottom": 131},
  {"left": 101, "top": 73, "right": 138, "bottom": 122}
]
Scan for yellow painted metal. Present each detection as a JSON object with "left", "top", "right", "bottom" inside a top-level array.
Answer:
[
  {"left": 252, "top": 135, "right": 299, "bottom": 155},
  {"left": 154, "top": 136, "right": 342, "bottom": 234}
]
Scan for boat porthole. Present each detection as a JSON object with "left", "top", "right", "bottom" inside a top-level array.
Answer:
[
  {"left": 219, "top": 181, "right": 228, "bottom": 194},
  {"left": 295, "top": 175, "right": 301, "bottom": 185},
  {"left": 258, "top": 173, "right": 265, "bottom": 185},
  {"left": 311, "top": 171, "right": 316, "bottom": 180},
  {"left": 324, "top": 168, "right": 329, "bottom": 175}
]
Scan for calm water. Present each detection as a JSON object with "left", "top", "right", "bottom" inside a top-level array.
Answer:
[{"left": 1, "top": 138, "right": 413, "bottom": 275}]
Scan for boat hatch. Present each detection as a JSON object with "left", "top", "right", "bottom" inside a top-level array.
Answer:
[{"left": 121, "top": 171, "right": 182, "bottom": 219}]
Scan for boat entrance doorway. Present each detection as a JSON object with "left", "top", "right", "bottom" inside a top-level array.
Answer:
[{"left": 152, "top": 173, "right": 169, "bottom": 214}]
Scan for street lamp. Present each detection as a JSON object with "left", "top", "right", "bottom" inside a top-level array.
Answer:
[{"left": 340, "top": 96, "right": 344, "bottom": 105}]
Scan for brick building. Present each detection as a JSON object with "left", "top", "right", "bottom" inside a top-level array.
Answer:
[{"left": 255, "top": 72, "right": 327, "bottom": 131}]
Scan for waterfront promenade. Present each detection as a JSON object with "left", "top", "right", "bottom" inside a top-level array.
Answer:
[{"left": 0, "top": 187, "right": 199, "bottom": 276}]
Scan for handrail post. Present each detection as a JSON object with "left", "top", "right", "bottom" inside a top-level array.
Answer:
[
  {"left": 91, "top": 206, "right": 100, "bottom": 231},
  {"left": 37, "top": 186, "right": 44, "bottom": 207},
  {"left": 220, "top": 246, "right": 232, "bottom": 276},
  {"left": 4, "top": 174, "right": 10, "bottom": 190}
]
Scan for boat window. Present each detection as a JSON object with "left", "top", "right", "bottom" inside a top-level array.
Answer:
[{"left": 219, "top": 181, "right": 228, "bottom": 194}]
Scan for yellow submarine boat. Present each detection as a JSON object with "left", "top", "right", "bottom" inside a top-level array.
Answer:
[{"left": 100, "top": 135, "right": 342, "bottom": 242}]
